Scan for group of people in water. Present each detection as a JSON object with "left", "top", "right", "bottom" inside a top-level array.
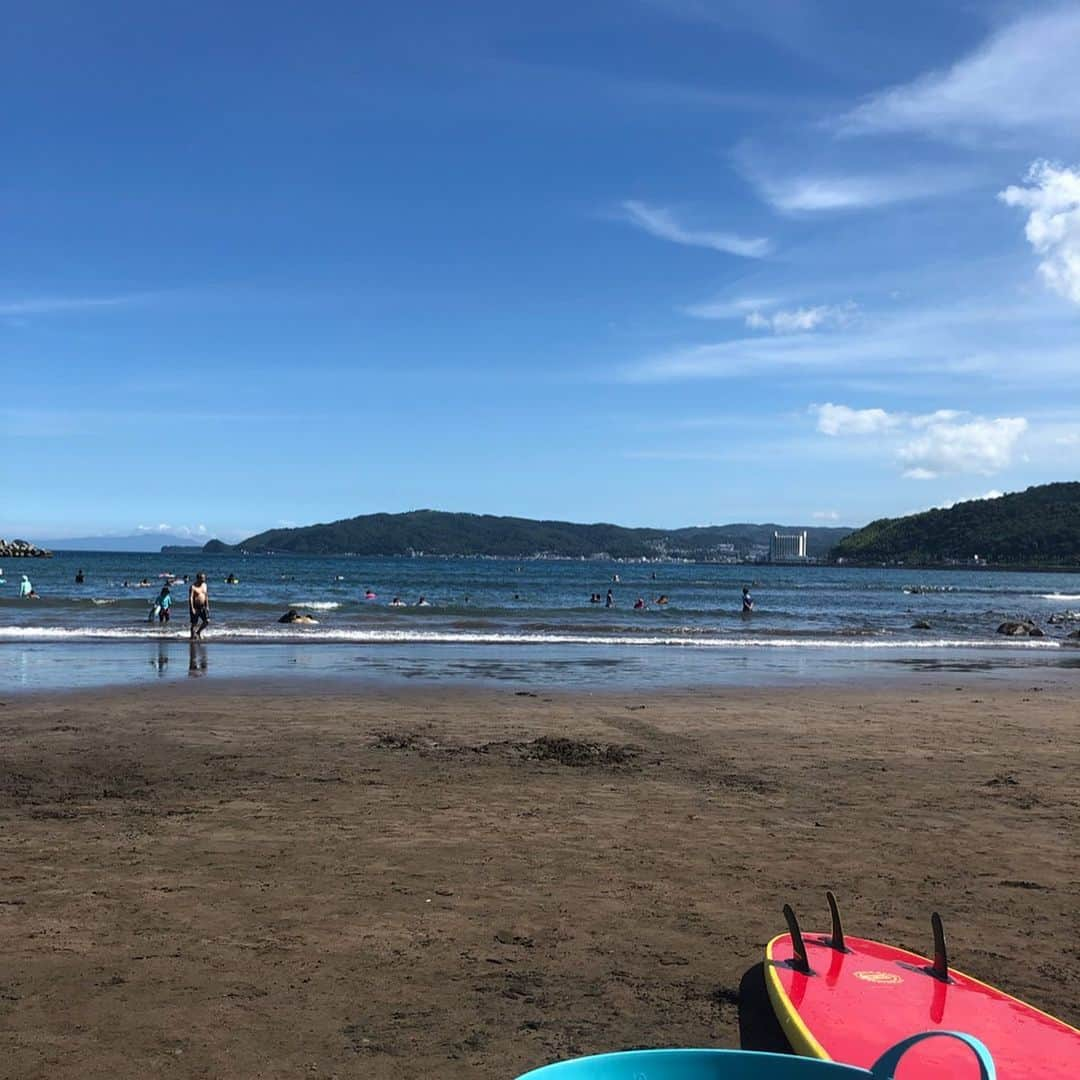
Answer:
[
  {"left": 11, "top": 566, "right": 758, "bottom": 627},
  {"left": 586, "top": 586, "right": 753, "bottom": 611},
  {"left": 589, "top": 590, "right": 671, "bottom": 609},
  {"left": 143, "top": 575, "right": 210, "bottom": 637}
]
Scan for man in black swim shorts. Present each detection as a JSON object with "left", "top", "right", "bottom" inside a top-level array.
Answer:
[{"left": 189, "top": 572, "right": 210, "bottom": 639}]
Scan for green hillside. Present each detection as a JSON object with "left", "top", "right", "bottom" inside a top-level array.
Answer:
[
  {"left": 831, "top": 482, "right": 1080, "bottom": 567},
  {"left": 200, "top": 510, "right": 850, "bottom": 560}
]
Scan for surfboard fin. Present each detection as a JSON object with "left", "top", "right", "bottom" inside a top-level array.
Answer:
[
  {"left": 782, "top": 903, "right": 814, "bottom": 975},
  {"left": 822, "top": 890, "right": 850, "bottom": 953},
  {"left": 898, "top": 910, "right": 955, "bottom": 983},
  {"left": 927, "top": 911, "right": 953, "bottom": 983}
]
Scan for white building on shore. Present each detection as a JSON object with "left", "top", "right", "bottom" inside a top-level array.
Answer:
[{"left": 770, "top": 530, "right": 808, "bottom": 562}]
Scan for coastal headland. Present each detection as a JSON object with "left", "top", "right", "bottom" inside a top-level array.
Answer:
[{"left": 1, "top": 678, "right": 1077, "bottom": 1078}]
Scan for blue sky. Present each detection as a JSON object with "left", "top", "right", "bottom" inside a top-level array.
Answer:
[{"left": 3, "top": 0, "right": 1079, "bottom": 541}]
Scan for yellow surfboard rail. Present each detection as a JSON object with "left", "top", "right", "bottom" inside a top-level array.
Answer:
[{"left": 765, "top": 933, "right": 831, "bottom": 1061}]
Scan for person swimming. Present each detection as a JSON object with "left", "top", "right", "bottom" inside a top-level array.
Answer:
[
  {"left": 74, "top": 568, "right": 85, "bottom": 584},
  {"left": 633, "top": 597, "right": 645, "bottom": 610},
  {"left": 605, "top": 588, "right": 614, "bottom": 608},
  {"left": 656, "top": 594, "right": 669, "bottom": 605},
  {"left": 415, "top": 596, "right": 431, "bottom": 607},
  {"left": 225, "top": 573, "right": 239, "bottom": 585},
  {"left": 364, "top": 589, "right": 377, "bottom": 600},
  {"left": 389, "top": 597, "right": 405, "bottom": 607}
]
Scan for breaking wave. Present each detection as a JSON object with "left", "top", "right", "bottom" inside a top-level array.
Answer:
[{"left": 0, "top": 625, "right": 1061, "bottom": 649}]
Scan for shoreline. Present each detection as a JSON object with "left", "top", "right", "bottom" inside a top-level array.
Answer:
[
  {"left": 2, "top": 636, "right": 1077, "bottom": 697},
  {"left": 1, "top": 679, "right": 1078, "bottom": 1078}
]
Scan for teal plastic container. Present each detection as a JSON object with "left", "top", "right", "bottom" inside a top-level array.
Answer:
[{"left": 514, "top": 1031, "right": 995, "bottom": 1080}]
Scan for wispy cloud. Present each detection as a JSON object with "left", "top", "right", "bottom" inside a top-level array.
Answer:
[
  {"left": 136, "top": 523, "right": 209, "bottom": 538},
  {"left": 1000, "top": 160, "right": 1080, "bottom": 304},
  {"left": 750, "top": 170, "right": 974, "bottom": 213},
  {"left": 812, "top": 403, "right": 1028, "bottom": 479},
  {"left": 746, "top": 302, "right": 857, "bottom": 334},
  {"left": 619, "top": 200, "right": 771, "bottom": 257},
  {"left": 682, "top": 295, "right": 779, "bottom": 319},
  {"left": 837, "top": 7, "right": 1080, "bottom": 140},
  {"left": 621, "top": 295, "right": 1080, "bottom": 384},
  {"left": 0, "top": 294, "right": 145, "bottom": 317},
  {"left": 933, "top": 489, "right": 1005, "bottom": 510},
  {"left": 683, "top": 295, "right": 857, "bottom": 332}
]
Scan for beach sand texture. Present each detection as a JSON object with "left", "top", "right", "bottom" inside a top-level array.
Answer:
[{"left": 1, "top": 680, "right": 1078, "bottom": 1078}]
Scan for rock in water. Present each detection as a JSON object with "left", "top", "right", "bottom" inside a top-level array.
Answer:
[
  {"left": 911, "top": 619, "right": 932, "bottom": 630},
  {"left": 278, "top": 609, "right": 319, "bottom": 625},
  {"left": 997, "top": 620, "right": 1044, "bottom": 637}
]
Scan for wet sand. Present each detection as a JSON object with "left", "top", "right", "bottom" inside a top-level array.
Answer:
[{"left": 1, "top": 677, "right": 1078, "bottom": 1078}]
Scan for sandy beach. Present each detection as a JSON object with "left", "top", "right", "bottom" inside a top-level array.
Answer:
[{"left": 1, "top": 676, "right": 1078, "bottom": 1078}]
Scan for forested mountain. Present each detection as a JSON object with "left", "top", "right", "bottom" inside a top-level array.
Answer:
[
  {"left": 198, "top": 510, "right": 851, "bottom": 560},
  {"left": 831, "top": 483, "right": 1080, "bottom": 567}
]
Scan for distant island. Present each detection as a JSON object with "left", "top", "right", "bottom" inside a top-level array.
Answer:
[
  {"left": 832, "top": 482, "right": 1080, "bottom": 568},
  {"left": 193, "top": 510, "right": 852, "bottom": 562},
  {"left": 42, "top": 533, "right": 203, "bottom": 553}
]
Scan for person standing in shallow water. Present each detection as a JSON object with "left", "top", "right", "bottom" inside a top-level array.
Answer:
[
  {"left": 157, "top": 584, "right": 172, "bottom": 624},
  {"left": 189, "top": 572, "right": 210, "bottom": 639},
  {"left": 742, "top": 586, "right": 754, "bottom": 613}
]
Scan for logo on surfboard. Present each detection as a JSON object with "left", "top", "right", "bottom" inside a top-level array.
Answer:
[{"left": 854, "top": 970, "right": 903, "bottom": 985}]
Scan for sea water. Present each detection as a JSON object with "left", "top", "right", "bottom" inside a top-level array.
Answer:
[{"left": 1, "top": 551, "right": 1078, "bottom": 691}]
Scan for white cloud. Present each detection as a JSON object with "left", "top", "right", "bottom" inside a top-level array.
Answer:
[
  {"left": 0, "top": 294, "right": 141, "bottom": 317},
  {"left": 747, "top": 302, "right": 857, "bottom": 334},
  {"left": 619, "top": 200, "right": 771, "bottom": 257},
  {"left": 682, "top": 295, "right": 778, "bottom": 319},
  {"left": 898, "top": 416, "right": 1027, "bottom": 479},
  {"left": 999, "top": 161, "right": 1080, "bottom": 304},
  {"left": 813, "top": 403, "right": 900, "bottom": 436},
  {"left": 813, "top": 405, "right": 1027, "bottom": 478},
  {"left": 812, "top": 509, "right": 841, "bottom": 521},
  {"left": 934, "top": 490, "right": 1005, "bottom": 510},
  {"left": 838, "top": 8, "right": 1080, "bottom": 140},
  {"left": 621, "top": 295, "right": 1080, "bottom": 384},
  {"left": 136, "top": 523, "right": 209, "bottom": 538},
  {"left": 908, "top": 409, "right": 963, "bottom": 428},
  {"left": 752, "top": 171, "right": 971, "bottom": 213}
]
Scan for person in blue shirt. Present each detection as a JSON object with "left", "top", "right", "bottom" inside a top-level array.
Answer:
[{"left": 157, "top": 585, "right": 173, "bottom": 623}]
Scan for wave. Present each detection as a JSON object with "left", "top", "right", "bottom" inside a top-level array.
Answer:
[
  {"left": 0, "top": 626, "right": 1061, "bottom": 649},
  {"left": 1039, "top": 593, "right": 1080, "bottom": 601},
  {"left": 286, "top": 600, "right": 342, "bottom": 610}
]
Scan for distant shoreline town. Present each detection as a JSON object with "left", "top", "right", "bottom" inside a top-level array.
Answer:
[{"left": 14, "top": 481, "right": 1080, "bottom": 570}]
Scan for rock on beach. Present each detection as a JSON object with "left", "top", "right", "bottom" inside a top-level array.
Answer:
[{"left": 0, "top": 538, "right": 53, "bottom": 558}]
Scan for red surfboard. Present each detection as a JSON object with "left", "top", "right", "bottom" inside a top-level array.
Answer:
[{"left": 766, "top": 893, "right": 1080, "bottom": 1079}]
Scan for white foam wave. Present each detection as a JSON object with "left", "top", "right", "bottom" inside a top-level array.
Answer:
[
  {"left": 1039, "top": 593, "right": 1080, "bottom": 601},
  {"left": 288, "top": 601, "right": 342, "bottom": 610},
  {"left": 91, "top": 598, "right": 118, "bottom": 605},
  {"left": 0, "top": 626, "right": 1061, "bottom": 650}
]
